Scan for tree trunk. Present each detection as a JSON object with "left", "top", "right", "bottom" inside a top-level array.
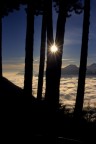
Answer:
[
  {"left": 24, "top": 4, "right": 35, "bottom": 97},
  {"left": 37, "top": 10, "right": 46, "bottom": 100},
  {"left": 54, "top": 5, "right": 67, "bottom": 109},
  {"left": 45, "top": 0, "right": 67, "bottom": 110},
  {"left": 74, "top": 0, "right": 90, "bottom": 119},
  {"left": 0, "top": 17, "right": 2, "bottom": 78},
  {"left": 45, "top": 0, "right": 54, "bottom": 107}
]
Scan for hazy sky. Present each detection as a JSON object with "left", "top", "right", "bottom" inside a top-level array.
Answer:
[{"left": 2, "top": 0, "right": 96, "bottom": 74}]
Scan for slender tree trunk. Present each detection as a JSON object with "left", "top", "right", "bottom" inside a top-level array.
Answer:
[
  {"left": 37, "top": 11, "right": 46, "bottom": 100},
  {"left": 74, "top": 0, "right": 90, "bottom": 119},
  {"left": 45, "top": 0, "right": 54, "bottom": 107},
  {"left": 54, "top": 5, "right": 67, "bottom": 109},
  {"left": 0, "top": 17, "right": 2, "bottom": 78},
  {"left": 24, "top": 4, "right": 35, "bottom": 97}
]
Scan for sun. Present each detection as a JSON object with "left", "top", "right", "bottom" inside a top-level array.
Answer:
[{"left": 50, "top": 44, "right": 58, "bottom": 54}]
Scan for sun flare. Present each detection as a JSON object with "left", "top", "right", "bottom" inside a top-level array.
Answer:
[{"left": 50, "top": 44, "right": 58, "bottom": 54}]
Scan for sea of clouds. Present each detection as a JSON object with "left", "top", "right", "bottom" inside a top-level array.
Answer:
[{"left": 3, "top": 72, "right": 96, "bottom": 109}]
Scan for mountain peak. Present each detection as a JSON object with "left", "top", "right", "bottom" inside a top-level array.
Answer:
[
  {"left": 87, "top": 63, "right": 96, "bottom": 74},
  {"left": 65, "top": 64, "right": 78, "bottom": 69},
  {"left": 62, "top": 63, "right": 96, "bottom": 76},
  {"left": 62, "top": 64, "right": 78, "bottom": 75},
  {"left": 88, "top": 63, "right": 96, "bottom": 67}
]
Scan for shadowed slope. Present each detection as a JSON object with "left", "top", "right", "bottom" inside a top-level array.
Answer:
[
  {"left": 0, "top": 76, "right": 36, "bottom": 100},
  {"left": 0, "top": 76, "right": 23, "bottom": 96},
  {"left": 0, "top": 77, "right": 38, "bottom": 142}
]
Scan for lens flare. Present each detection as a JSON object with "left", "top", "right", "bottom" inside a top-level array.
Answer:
[{"left": 50, "top": 44, "right": 58, "bottom": 54}]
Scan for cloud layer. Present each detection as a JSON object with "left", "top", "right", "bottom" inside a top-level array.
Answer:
[{"left": 3, "top": 72, "right": 96, "bottom": 109}]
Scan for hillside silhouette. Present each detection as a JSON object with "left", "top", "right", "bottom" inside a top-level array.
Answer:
[
  {"left": 0, "top": 77, "right": 37, "bottom": 142},
  {"left": 0, "top": 76, "right": 36, "bottom": 105}
]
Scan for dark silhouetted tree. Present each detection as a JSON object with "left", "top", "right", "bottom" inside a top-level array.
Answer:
[
  {"left": 0, "top": 3, "right": 10, "bottom": 78},
  {"left": 0, "top": 17, "right": 2, "bottom": 78},
  {"left": 45, "top": 0, "right": 82, "bottom": 109},
  {"left": 37, "top": 2, "right": 47, "bottom": 100},
  {"left": 74, "top": 0, "right": 90, "bottom": 119},
  {"left": 24, "top": 1, "right": 43, "bottom": 97},
  {"left": 53, "top": 0, "right": 68, "bottom": 109},
  {"left": 24, "top": 3, "right": 35, "bottom": 97},
  {"left": 0, "top": 3, "right": 9, "bottom": 78},
  {"left": 0, "top": 1, "right": 26, "bottom": 79},
  {"left": 45, "top": 0, "right": 55, "bottom": 108},
  {"left": 0, "top": 2, "right": 24, "bottom": 79}
]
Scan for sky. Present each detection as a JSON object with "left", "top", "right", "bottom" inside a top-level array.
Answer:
[{"left": 2, "top": 0, "right": 96, "bottom": 75}]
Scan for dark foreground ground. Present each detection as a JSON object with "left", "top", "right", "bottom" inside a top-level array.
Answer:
[{"left": 0, "top": 77, "right": 96, "bottom": 143}]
